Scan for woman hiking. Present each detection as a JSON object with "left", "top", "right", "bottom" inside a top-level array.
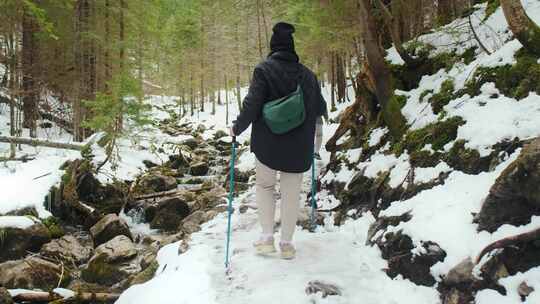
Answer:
[{"left": 230, "top": 22, "right": 327, "bottom": 259}]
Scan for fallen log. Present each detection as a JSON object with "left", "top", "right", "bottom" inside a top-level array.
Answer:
[
  {"left": 12, "top": 291, "right": 62, "bottom": 302},
  {"left": 0, "top": 135, "right": 86, "bottom": 151},
  {"left": 475, "top": 227, "right": 540, "bottom": 264},
  {"left": 133, "top": 189, "right": 186, "bottom": 200},
  {"left": 12, "top": 291, "right": 120, "bottom": 303},
  {"left": 0, "top": 155, "right": 35, "bottom": 162}
]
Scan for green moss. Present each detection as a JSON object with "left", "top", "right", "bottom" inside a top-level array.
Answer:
[
  {"left": 410, "top": 150, "right": 441, "bottom": 168},
  {"left": 445, "top": 140, "right": 487, "bottom": 174},
  {"left": 463, "top": 49, "right": 540, "bottom": 99},
  {"left": 402, "top": 116, "right": 465, "bottom": 153},
  {"left": 431, "top": 52, "right": 460, "bottom": 72},
  {"left": 419, "top": 89, "right": 434, "bottom": 102},
  {"left": 42, "top": 217, "right": 65, "bottom": 239},
  {"left": 82, "top": 256, "right": 123, "bottom": 285},
  {"left": 484, "top": 0, "right": 500, "bottom": 22},
  {"left": 429, "top": 79, "right": 456, "bottom": 114},
  {"left": 461, "top": 47, "right": 477, "bottom": 65},
  {"left": 383, "top": 95, "right": 408, "bottom": 139},
  {"left": 129, "top": 260, "right": 159, "bottom": 286}
]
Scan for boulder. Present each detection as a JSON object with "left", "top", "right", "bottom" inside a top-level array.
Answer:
[
  {"left": 180, "top": 138, "right": 200, "bottom": 150},
  {"left": 0, "top": 287, "right": 13, "bottom": 304},
  {"left": 213, "top": 130, "right": 228, "bottom": 140},
  {"left": 182, "top": 210, "right": 205, "bottom": 234},
  {"left": 296, "top": 207, "right": 325, "bottom": 230},
  {"left": 126, "top": 260, "right": 159, "bottom": 287},
  {"left": 142, "top": 160, "right": 158, "bottom": 169},
  {"left": 305, "top": 280, "right": 342, "bottom": 298},
  {"left": 140, "top": 252, "right": 157, "bottom": 270},
  {"left": 168, "top": 153, "right": 190, "bottom": 170},
  {"left": 3, "top": 207, "right": 38, "bottom": 217},
  {"left": 40, "top": 235, "right": 93, "bottom": 265},
  {"left": 189, "top": 161, "right": 209, "bottom": 176},
  {"left": 139, "top": 173, "right": 177, "bottom": 193},
  {"left": 203, "top": 210, "right": 219, "bottom": 222},
  {"left": 0, "top": 222, "right": 51, "bottom": 262},
  {"left": 0, "top": 256, "right": 71, "bottom": 289},
  {"left": 224, "top": 168, "right": 253, "bottom": 184},
  {"left": 90, "top": 214, "right": 133, "bottom": 247},
  {"left": 444, "top": 258, "right": 475, "bottom": 285},
  {"left": 82, "top": 235, "right": 138, "bottom": 285},
  {"left": 150, "top": 197, "right": 191, "bottom": 231},
  {"left": 183, "top": 210, "right": 205, "bottom": 226},
  {"left": 196, "top": 186, "right": 227, "bottom": 209},
  {"left": 376, "top": 231, "right": 446, "bottom": 286},
  {"left": 441, "top": 288, "right": 473, "bottom": 304},
  {"left": 476, "top": 138, "right": 540, "bottom": 232},
  {"left": 518, "top": 282, "right": 535, "bottom": 299}
]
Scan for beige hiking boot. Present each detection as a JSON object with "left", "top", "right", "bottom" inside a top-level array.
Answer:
[
  {"left": 253, "top": 238, "right": 276, "bottom": 255},
  {"left": 279, "top": 242, "right": 296, "bottom": 260}
]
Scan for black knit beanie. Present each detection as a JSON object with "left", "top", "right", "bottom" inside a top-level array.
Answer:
[{"left": 270, "top": 22, "right": 295, "bottom": 53}]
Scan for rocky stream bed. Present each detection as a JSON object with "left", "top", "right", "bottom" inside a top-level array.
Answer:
[{"left": 0, "top": 120, "right": 253, "bottom": 303}]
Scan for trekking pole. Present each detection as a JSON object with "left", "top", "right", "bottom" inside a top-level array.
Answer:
[
  {"left": 225, "top": 136, "right": 236, "bottom": 274},
  {"left": 310, "top": 151, "right": 317, "bottom": 232}
]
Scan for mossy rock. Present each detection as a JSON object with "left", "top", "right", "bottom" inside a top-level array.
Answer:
[
  {"left": 463, "top": 49, "right": 540, "bottom": 99},
  {"left": 3, "top": 207, "right": 39, "bottom": 217},
  {"left": 419, "top": 89, "right": 434, "bottom": 103},
  {"left": 429, "top": 79, "right": 456, "bottom": 114},
  {"left": 383, "top": 94, "right": 408, "bottom": 139},
  {"left": 127, "top": 260, "right": 159, "bottom": 286},
  {"left": 410, "top": 150, "right": 442, "bottom": 168},
  {"left": 445, "top": 140, "right": 490, "bottom": 174},
  {"left": 81, "top": 255, "right": 128, "bottom": 286},
  {"left": 399, "top": 116, "right": 465, "bottom": 154},
  {"left": 42, "top": 216, "right": 65, "bottom": 239}
]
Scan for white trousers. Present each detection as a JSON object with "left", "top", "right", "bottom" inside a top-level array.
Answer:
[{"left": 255, "top": 159, "right": 303, "bottom": 242}]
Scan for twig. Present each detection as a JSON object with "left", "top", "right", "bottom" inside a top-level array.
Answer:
[
  {"left": 469, "top": 14, "right": 492, "bottom": 55},
  {"left": 57, "top": 261, "right": 65, "bottom": 288},
  {"left": 33, "top": 172, "right": 52, "bottom": 180}
]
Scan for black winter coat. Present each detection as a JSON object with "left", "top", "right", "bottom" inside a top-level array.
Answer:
[{"left": 232, "top": 51, "right": 327, "bottom": 173}]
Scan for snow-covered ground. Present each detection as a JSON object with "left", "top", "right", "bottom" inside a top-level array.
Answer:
[
  {"left": 2, "top": 1, "right": 540, "bottom": 302},
  {"left": 117, "top": 87, "right": 441, "bottom": 304}
]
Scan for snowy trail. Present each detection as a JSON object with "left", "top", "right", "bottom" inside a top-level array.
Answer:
[{"left": 116, "top": 163, "right": 439, "bottom": 304}]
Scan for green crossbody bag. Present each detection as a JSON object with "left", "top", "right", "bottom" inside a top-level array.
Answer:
[{"left": 262, "top": 76, "right": 305, "bottom": 135}]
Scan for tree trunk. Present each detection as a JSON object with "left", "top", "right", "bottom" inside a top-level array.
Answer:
[
  {"left": 358, "top": 0, "right": 406, "bottom": 138},
  {"left": 200, "top": 15, "right": 205, "bottom": 113},
  {"left": 103, "top": 0, "right": 112, "bottom": 93},
  {"left": 225, "top": 74, "right": 229, "bottom": 125},
  {"left": 330, "top": 53, "right": 336, "bottom": 111},
  {"left": 235, "top": 22, "right": 242, "bottom": 111},
  {"left": 260, "top": 0, "right": 269, "bottom": 52},
  {"left": 22, "top": 2, "right": 39, "bottom": 137},
  {"left": 501, "top": 0, "right": 540, "bottom": 55},
  {"left": 117, "top": 0, "right": 126, "bottom": 130},
  {"left": 374, "top": 0, "right": 423, "bottom": 67},
  {"left": 190, "top": 71, "right": 194, "bottom": 116},
  {"left": 437, "top": 0, "right": 453, "bottom": 26},
  {"left": 8, "top": 34, "right": 17, "bottom": 158},
  {"left": 256, "top": 0, "right": 264, "bottom": 59},
  {"left": 336, "top": 53, "right": 346, "bottom": 103},
  {"left": 75, "top": 0, "right": 96, "bottom": 141}
]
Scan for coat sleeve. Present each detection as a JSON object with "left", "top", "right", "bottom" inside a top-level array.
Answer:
[{"left": 232, "top": 66, "right": 268, "bottom": 136}]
